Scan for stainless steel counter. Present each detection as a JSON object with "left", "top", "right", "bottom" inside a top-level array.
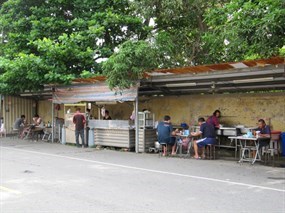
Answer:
[{"left": 94, "top": 128, "right": 135, "bottom": 149}]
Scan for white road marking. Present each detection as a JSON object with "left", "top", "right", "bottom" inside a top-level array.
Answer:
[
  {"left": 1, "top": 146, "right": 285, "bottom": 193},
  {"left": 0, "top": 185, "right": 22, "bottom": 195}
]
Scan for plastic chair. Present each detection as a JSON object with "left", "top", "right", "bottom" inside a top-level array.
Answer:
[
  {"left": 42, "top": 130, "right": 52, "bottom": 142},
  {"left": 10, "top": 128, "right": 20, "bottom": 139}
]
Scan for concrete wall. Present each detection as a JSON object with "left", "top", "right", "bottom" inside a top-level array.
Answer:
[{"left": 139, "top": 92, "right": 285, "bottom": 131}]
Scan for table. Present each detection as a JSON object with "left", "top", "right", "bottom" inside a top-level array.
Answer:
[
  {"left": 228, "top": 136, "right": 270, "bottom": 164},
  {"left": 217, "top": 127, "right": 239, "bottom": 158}
]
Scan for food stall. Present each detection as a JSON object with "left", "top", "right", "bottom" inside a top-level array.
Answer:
[
  {"left": 63, "top": 103, "right": 87, "bottom": 144},
  {"left": 52, "top": 82, "right": 144, "bottom": 152}
]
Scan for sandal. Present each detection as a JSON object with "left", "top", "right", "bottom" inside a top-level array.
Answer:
[{"left": 192, "top": 156, "right": 201, "bottom": 160}]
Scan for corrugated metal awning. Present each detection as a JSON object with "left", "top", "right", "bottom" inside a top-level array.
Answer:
[
  {"left": 53, "top": 82, "right": 138, "bottom": 104},
  {"left": 140, "top": 57, "right": 285, "bottom": 95}
]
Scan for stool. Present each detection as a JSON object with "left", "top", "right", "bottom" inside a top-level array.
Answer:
[
  {"left": 42, "top": 131, "right": 52, "bottom": 142},
  {"left": 205, "top": 144, "right": 216, "bottom": 160},
  {"left": 10, "top": 128, "right": 20, "bottom": 139},
  {"left": 159, "top": 143, "right": 168, "bottom": 157},
  {"left": 263, "top": 146, "right": 277, "bottom": 166}
]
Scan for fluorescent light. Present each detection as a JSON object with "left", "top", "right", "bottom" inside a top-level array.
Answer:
[
  {"left": 233, "top": 77, "right": 273, "bottom": 84},
  {"left": 165, "top": 82, "right": 197, "bottom": 87},
  {"left": 96, "top": 101, "right": 117, "bottom": 105}
]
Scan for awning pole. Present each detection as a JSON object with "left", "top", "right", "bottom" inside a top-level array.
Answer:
[
  {"left": 51, "top": 94, "right": 54, "bottom": 143},
  {"left": 135, "top": 96, "right": 139, "bottom": 153}
]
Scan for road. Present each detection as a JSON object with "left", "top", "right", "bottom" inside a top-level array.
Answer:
[{"left": 0, "top": 139, "right": 284, "bottom": 213}]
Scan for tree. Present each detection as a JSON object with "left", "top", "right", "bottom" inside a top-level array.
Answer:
[
  {"left": 202, "top": 0, "right": 285, "bottom": 63},
  {"left": 102, "top": 40, "right": 158, "bottom": 89},
  {"left": 0, "top": 0, "right": 146, "bottom": 94},
  {"left": 130, "top": 0, "right": 229, "bottom": 67}
]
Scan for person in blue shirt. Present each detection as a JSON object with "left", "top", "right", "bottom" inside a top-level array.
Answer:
[
  {"left": 255, "top": 119, "right": 271, "bottom": 148},
  {"left": 191, "top": 117, "right": 216, "bottom": 159},
  {"left": 255, "top": 119, "right": 271, "bottom": 137},
  {"left": 157, "top": 115, "right": 177, "bottom": 156}
]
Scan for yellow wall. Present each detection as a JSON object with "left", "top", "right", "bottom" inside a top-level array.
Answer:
[
  {"left": 38, "top": 101, "right": 65, "bottom": 124},
  {"left": 140, "top": 92, "right": 285, "bottom": 131},
  {"left": 36, "top": 92, "right": 285, "bottom": 131},
  {"left": 1, "top": 96, "right": 36, "bottom": 133}
]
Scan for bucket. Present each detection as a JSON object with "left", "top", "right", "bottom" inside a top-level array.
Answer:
[{"left": 281, "top": 132, "right": 285, "bottom": 156}]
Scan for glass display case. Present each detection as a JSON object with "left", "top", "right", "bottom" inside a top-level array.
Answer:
[{"left": 138, "top": 111, "right": 155, "bottom": 129}]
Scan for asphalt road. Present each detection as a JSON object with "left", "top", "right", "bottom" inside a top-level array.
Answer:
[{"left": 0, "top": 139, "right": 284, "bottom": 213}]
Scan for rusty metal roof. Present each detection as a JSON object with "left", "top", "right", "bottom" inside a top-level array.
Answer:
[
  {"left": 146, "top": 56, "right": 284, "bottom": 77},
  {"left": 72, "top": 76, "right": 106, "bottom": 84}
]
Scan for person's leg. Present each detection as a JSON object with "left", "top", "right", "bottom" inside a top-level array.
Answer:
[
  {"left": 80, "top": 129, "right": 85, "bottom": 147},
  {"left": 163, "top": 145, "right": 167, "bottom": 156},
  {"left": 85, "top": 127, "right": 90, "bottom": 147},
  {"left": 75, "top": 130, "right": 80, "bottom": 147},
  {"left": 170, "top": 137, "right": 177, "bottom": 155},
  {"left": 193, "top": 140, "right": 199, "bottom": 158},
  {"left": 193, "top": 138, "right": 207, "bottom": 158}
]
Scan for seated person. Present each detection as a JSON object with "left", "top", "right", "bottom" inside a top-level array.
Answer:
[
  {"left": 103, "top": 110, "right": 112, "bottom": 120},
  {"left": 157, "top": 115, "right": 177, "bottom": 156},
  {"left": 0, "top": 117, "right": 6, "bottom": 137},
  {"left": 13, "top": 115, "right": 26, "bottom": 130},
  {"left": 32, "top": 114, "right": 43, "bottom": 127},
  {"left": 175, "top": 127, "right": 190, "bottom": 152},
  {"left": 206, "top": 110, "right": 221, "bottom": 129},
  {"left": 254, "top": 119, "right": 271, "bottom": 148},
  {"left": 21, "top": 114, "right": 43, "bottom": 139},
  {"left": 191, "top": 117, "right": 216, "bottom": 159}
]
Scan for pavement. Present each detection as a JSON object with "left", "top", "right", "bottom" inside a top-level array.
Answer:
[{"left": 0, "top": 138, "right": 284, "bottom": 213}]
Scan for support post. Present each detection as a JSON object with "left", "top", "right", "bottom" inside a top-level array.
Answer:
[
  {"left": 51, "top": 99, "right": 54, "bottom": 143},
  {"left": 135, "top": 96, "right": 139, "bottom": 153}
]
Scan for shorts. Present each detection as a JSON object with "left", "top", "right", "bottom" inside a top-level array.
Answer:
[
  {"left": 159, "top": 136, "right": 176, "bottom": 146},
  {"left": 258, "top": 138, "right": 270, "bottom": 148},
  {"left": 196, "top": 137, "right": 216, "bottom": 148}
]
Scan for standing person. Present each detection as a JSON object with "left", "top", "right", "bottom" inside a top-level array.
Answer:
[
  {"left": 103, "top": 110, "right": 112, "bottom": 120},
  {"left": 206, "top": 110, "right": 221, "bottom": 129},
  {"left": 191, "top": 117, "right": 216, "bottom": 159},
  {"left": 157, "top": 115, "right": 177, "bottom": 156},
  {"left": 73, "top": 108, "right": 86, "bottom": 148}
]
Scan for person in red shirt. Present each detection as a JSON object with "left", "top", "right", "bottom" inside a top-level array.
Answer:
[
  {"left": 73, "top": 108, "right": 86, "bottom": 148},
  {"left": 206, "top": 110, "right": 221, "bottom": 129}
]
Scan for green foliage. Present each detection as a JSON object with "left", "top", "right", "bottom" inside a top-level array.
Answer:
[
  {"left": 0, "top": 0, "right": 145, "bottom": 94},
  {"left": 102, "top": 40, "right": 157, "bottom": 89},
  {"left": 1, "top": 0, "right": 284, "bottom": 93},
  {"left": 202, "top": 0, "right": 285, "bottom": 63}
]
